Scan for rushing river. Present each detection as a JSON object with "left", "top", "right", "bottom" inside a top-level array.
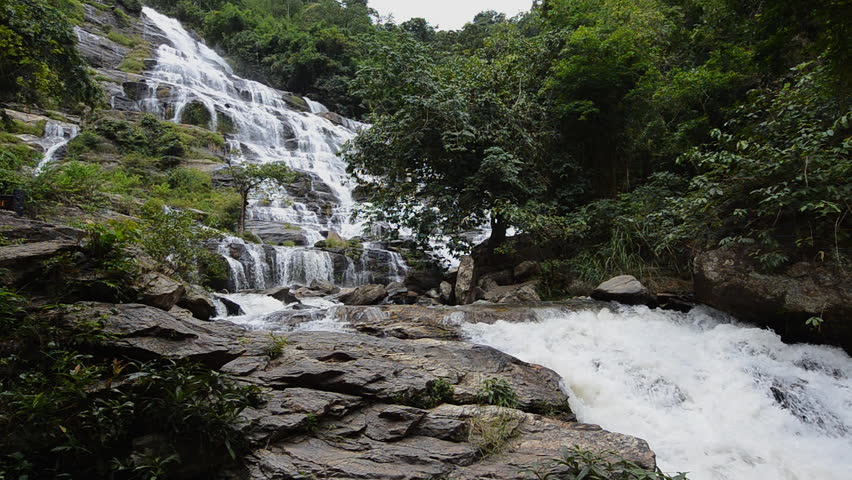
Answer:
[{"left": 463, "top": 305, "right": 852, "bottom": 480}]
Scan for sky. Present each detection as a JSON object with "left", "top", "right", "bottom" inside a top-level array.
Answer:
[{"left": 368, "top": 0, "right": 534, "bottom": 31}]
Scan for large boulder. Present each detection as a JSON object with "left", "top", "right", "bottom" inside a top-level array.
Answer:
[
  {"left": 513, "top": 261, "right": 542, "bottom": 282},
  {"left": 439, "top": 281, "right": 454, "bottom": 303},
  {"left": 246, "top": 220, "right": 310, "bottom": 246},
  {"left": 694, "top": 248, "right": 852, "bottom": 352},
  {"left": 483, "top": 283, "right": 541, "bottom": 304},
  {"left": 135, "top": 272, "right": 186, "bottom": 311},
  {"left": 63, "top": 303, "right": 247, "bottom": 368},
  {"left": 591, "top": 275, "right": 656, "bottom": 307},
  {"left": 339, "top": 284, "right": 388, "bottom": 306},
  {"left": 455, "top": 256, "right": 476, "bottom": 305},
  {"left": 310, "top": 279, "right": 340, "bottom": 295},
  {"left": 264, "top": 286, "right": 300, "bottom": 304},
  {"left": 176, "top": 286, "right": 217, "bottom": 321}
]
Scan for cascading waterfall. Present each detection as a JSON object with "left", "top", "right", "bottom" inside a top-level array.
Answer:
[
  {"left": 35, "top": 122, "right": 79, "bottom": 173},
  {"left": 135, "top": 7, "right": 407, "bottom": 290},
  {"left": 463, "top": 305, "right": 852, "bottom": 480}
]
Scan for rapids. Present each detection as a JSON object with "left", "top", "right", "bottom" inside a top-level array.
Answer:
[{"left": 463, "top": 305, "right": 852, "bottom": 480}]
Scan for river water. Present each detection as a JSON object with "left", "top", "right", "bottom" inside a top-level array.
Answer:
[{"left": 464, "top": 305, "right": 852, "bottom": 480}]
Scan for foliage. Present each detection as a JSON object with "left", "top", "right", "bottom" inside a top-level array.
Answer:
[
  {"left": 476, "top": 378, "right": 520, "bottom": 409},
  {"left": 223, "top": 161, "right": 298, "bottom": 233},
  {"left": 0, "top": 0, "right": 99, "bottom": 108},
  {"left": 264, "top": 333, "right": 290, "bottom": 359},
  {"left": 138, "top": 203, "right": 223, "bottom": 284},
  {"left": 467, "top": 410, "right": 521, "bottom": 458},
  {"left": 524, "top": 446, "right": 689, "bottom": 480}
]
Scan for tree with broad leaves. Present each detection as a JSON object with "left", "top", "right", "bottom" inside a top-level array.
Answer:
[{"left": 222, "top": 161, "right": 297, "bottom": 234}]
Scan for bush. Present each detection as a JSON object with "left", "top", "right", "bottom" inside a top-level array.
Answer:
[
  {"left": 525, "top": 446, "right": 690, "bottom": 480},
  {"left": 477, "top": 378, "right": 519, "bottom": 409},
  {"left": 32, "top": 161, "right": 105, "bottom": 208},
  {"left": 139, "top": 203, "right": 223, "bottom": 283},
  {"left": 180, "top": 101, "right": 212, "bottom": 128}
]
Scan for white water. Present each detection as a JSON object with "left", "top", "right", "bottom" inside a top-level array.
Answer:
[
  {"left": 35, "top": 122, "right": 79, "bottom": 173},
  {"left": 463, "top": 305, "right": 852, "bottom": 480},
  {"left": 214, "top": 293, "right": 348, "bottom": 333}
]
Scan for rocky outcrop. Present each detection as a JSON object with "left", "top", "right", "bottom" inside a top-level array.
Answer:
[
  {"left": 591, "top": 275, "right": 657, "bottom": 307},
  {"left": 246, "top": 220, "right": 309, "bottom": 246},
  {"left": 177, "top": 285, "right": 217, "bottom": 321},
  {"left": 455, "top": 256, "right": 477, "bottom": 305},
  {"left": 263, "top": 286, "right": 299, "bottom": 304},
  {"left": 339, "top": 284, "right": 388, "bottom": 305},
  {"left": 694, "top": 248, "right": 852, "bottom": 353},
  {"left": 482, "top": 283, "right": 541, "bottom": 304},
  {"left": 73, "top": 299, "right": 654, "bottom": 480},
  {"left": 135, "top": 272, "right": 186, "bottom": 311}
]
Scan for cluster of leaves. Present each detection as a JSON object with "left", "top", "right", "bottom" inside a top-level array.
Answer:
[
  {"left": 0, "top": 0, "right": 100, "bottom": 108},
  {"left": 477, "top": 378, "right": 520, "bottom": 409},
  {"left": 525, "top": 446, "right": 688, "bottom": 480}
]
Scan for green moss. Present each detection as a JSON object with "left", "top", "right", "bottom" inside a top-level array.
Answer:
[
  {"left": 180, "top": 102, "right": 212, "bottom": 129},
  {"left": 0, "top": 118, "right": 46, "bottom": 136},
  {"left": 118, "top": 43, "right": 152, "bottom": 74},
  {"left": 106, "top": 31, "right": 140, "bottom": 48},
  {"left": 216, "top": 112, "right": 237, "bottom": 134}
]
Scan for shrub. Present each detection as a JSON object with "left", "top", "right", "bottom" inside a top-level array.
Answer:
[
  {"left": 139, "top": 203, "right": 223, "bottom": 284},
  {"left": 476, "top": 378, "right": 519, "bottom": 409},
  {"left": 180, "top": 101, "right": 212, "bottom": 128},
  {"left": 524, "top": 446, "right": 690, "bottom": 480},
  {"left": 467, "top": 410, "right": 521, "bottom": 458}
]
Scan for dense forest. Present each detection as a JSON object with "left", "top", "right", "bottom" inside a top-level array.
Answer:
[{"left": 2, "top": 0, "right": 850, "bottom": 290}]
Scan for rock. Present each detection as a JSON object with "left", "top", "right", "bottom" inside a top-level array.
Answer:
[
  {"left": 426, "top": 289, "right": 440, "bottom": 299},
  {"left": 246, "top": 220, "right": 309, "bottom": 246},
  {"left": 309, "top": 279, "right": 340, "bottom": 295},
  {"left": 514, "top": 260, "right": 542, "bottom": 282},
  {"left": 694, "top": 248, "right": 852, "bottom": 352},
  {"left": 477, "top": 269, "right": 513, "bottom": 288},
  {"left": 339, "top": 284, "right": 388, "bottom": 306},
  {"left": 439, "top": 281, "right": 454, "bottom": 303},
  {"left": 480, "top": 277, "right": 499, "bottom": 292},
  {"left": 591, "top": 275, "right": 656, "bottom": 307},
  {"left": 455, "top": 256, "right": 476, "bottom": 305},
  {"left": 217, "top": 296, "right": 245, "bottom": 316},
  {"left": 264, "top": 286, "right": 299, "bottom": 304},
  {"left": 64, "top": 303, "right": 248, "bottom": 368},
  {"left": 135, "top": 272, "right": 186, "bottom": 311},
  {"left": 0, "top": 240, "right": 79, "bottom": 284},
  {"left": 483, "top": 283, "right": 541, "bottom": 304},
  {"left": 177, "top": 285, "right": 217, "bottom": 321},
  {"left": 404, "top": 268, "right": 443, "bottom": 294}
]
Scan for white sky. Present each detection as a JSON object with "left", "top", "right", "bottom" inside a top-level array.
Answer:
[{"left": 369, "top": 0, "right": 534, "bottom": 31}]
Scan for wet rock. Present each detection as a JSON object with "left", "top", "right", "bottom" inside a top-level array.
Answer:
[
  {"left": 264, "top": 286, "right": 299, "bottom": 304},
  {"left": 455, "top": 256, "right": 476, "bottom": 305},
  {"left": 340, "top": 284, "right": 388, "bottom": 306},
  {"left": 591, "top": 275, "right": 656, "bottom": 307},
  {"left": 74, "top": 27, "right": 129, "bottom": 69},
  {"left": 217, "top": 296, "right": 245, "bottom": 316},
  {"left": 695, "top": 248, "right": 852, "bottom": 353},
  {"left": 134, "top": 272, "right": 186, "bottom": 311},
  {"left": 177, "top": 285, "right": 217, "bottom": 321},
  {"left": 246, "top": 220, "right": 309, "bottom": 246},
  {"left": 483, "top": 283, "right": 541, "bottom": 304},
  {"left": 309, "top": 279, "right": 340, "bottom": 295}
]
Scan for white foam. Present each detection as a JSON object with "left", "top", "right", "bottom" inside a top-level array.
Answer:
[{"left": 463, "top": 305, "right": 852, "bottom": 480}]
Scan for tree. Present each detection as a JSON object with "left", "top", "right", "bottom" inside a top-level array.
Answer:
[
  {"left": 0, "top": 0, "right": 99, "bottom": 108},
  {"left": 223, "top": 161, "right": 297, "bottom": 234},
  {"left": 344, "top": 30, "right": 558, "bottom": 250}
]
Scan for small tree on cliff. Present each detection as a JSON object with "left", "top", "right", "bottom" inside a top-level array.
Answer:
[{"left": 224, "top": 161, "right": 297, "bottom": 234}]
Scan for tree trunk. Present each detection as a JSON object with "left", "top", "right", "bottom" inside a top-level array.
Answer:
[
  {"left": 238, "top": 191, "right": 248, "bottom": 234},
  {"left": 489, "top": 213, "right": 508, "bottom": 248}
]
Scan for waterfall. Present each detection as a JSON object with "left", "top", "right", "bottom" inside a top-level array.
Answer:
[
  {"left": 35, "top": 122, "right": 79, "bottom": 173},
  {"left": 135, "top": 7, "right": 409, "bottom": 290},
  {"left": 463, "top": 305, "right": 852, "bottom": 480}
]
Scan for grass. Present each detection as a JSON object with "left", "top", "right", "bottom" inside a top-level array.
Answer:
[
  {"left": 107, "top": 31, "right": 141, "bottom": 48},
  {"left": 467, "top": 409, "right": 522, "bottom": 458},
  {"left": 264, "top": 333, "right": 290, "bottom": 359},
  {"left": 118, "top": 43, "right": 153, "bottom": 74}
]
